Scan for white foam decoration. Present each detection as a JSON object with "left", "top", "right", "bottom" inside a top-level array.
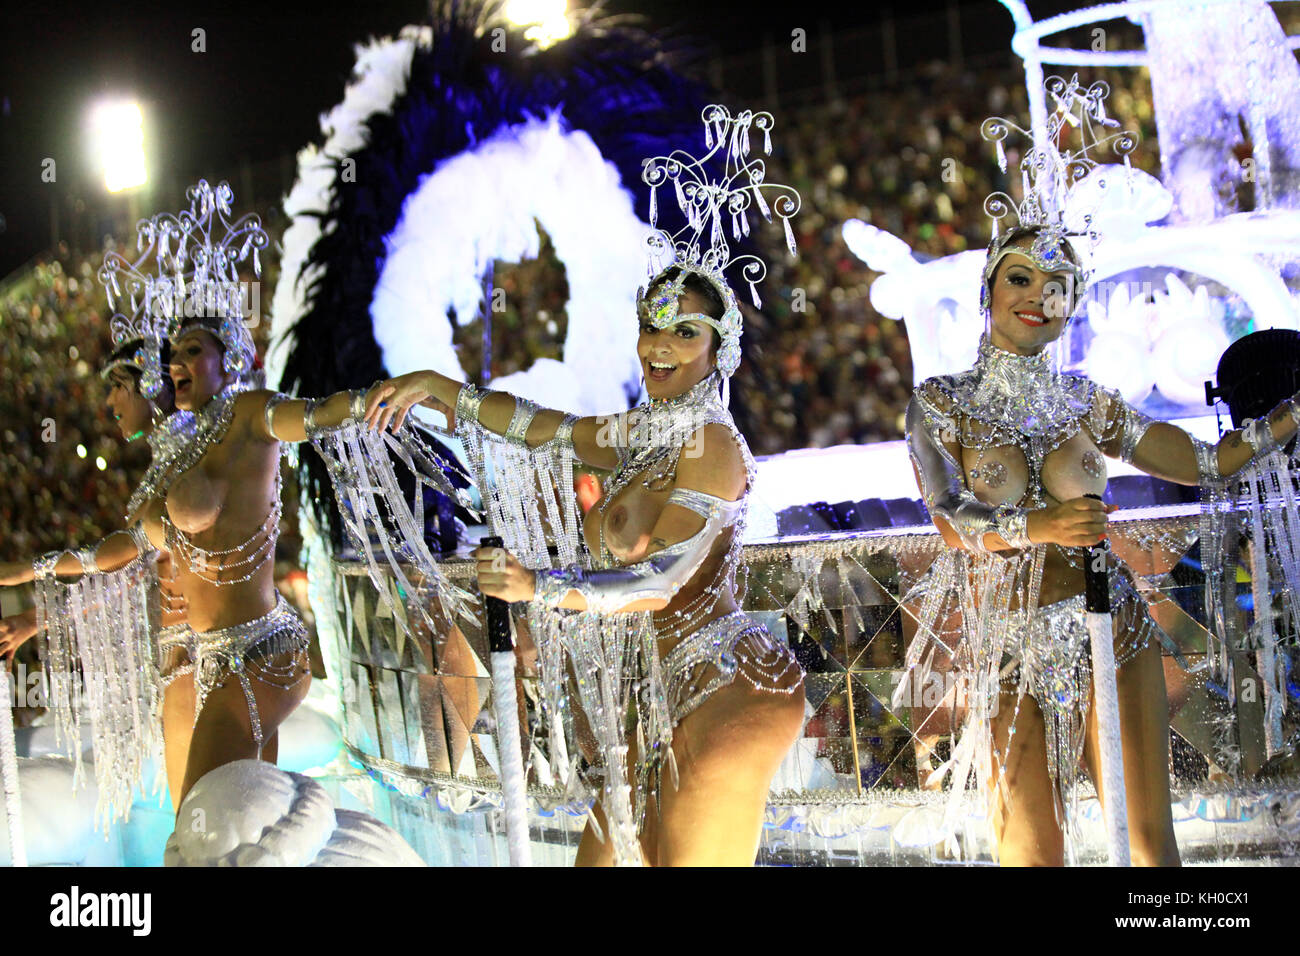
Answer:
[
  {"left": 372, "top": 113, "right": 647, "bottom": 415},
  {"left": 273, "top": 701, "right": 344, "bottom": 772},
  {"left": 164, "top": 759, "right": 424, "bottom": 866},
  {"left": 266, "top": 29, "right": 427, "bottom": 388}
]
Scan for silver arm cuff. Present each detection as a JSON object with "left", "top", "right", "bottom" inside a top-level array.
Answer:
[
  {"left": 1242, "top": 415, "right": 1282, "bottom": 459},
  {"left": 1193, "top": 438, "right": 1221, "bottom": 483},
  {"left": 350, "top": 387, "right": 369, "bottom": 423},
  {"left": 504, "top": 397, "right": 541, "bottom": 447},
  {"left": 33, "top": 550, "right": 62, "bottom": 581},
  {"left": 906, "top": 397, "right": 1031, "bottom": 553},
  {"left": 264, "top": 392, "right": 292, "bottom": 441},
  {"left": 127, "top": 521, "right": 153, "bottom": 556},
  {"left": 304, "top": 390, "right": 366, "bottom": 441},
  {"left": 75, "top": 547, "right": 99, "bottom": 574},
  {"left": 533, "top": 490, "right": 731, "bottom": 613},
  {"left": 1116, "top": 401, "right": 1157, "bottom": 465},
  {"left": 456, "top": 384, "right": 487, "bottom": 425}
]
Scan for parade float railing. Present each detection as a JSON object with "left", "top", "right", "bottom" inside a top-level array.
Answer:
[{"left": 320, "top": 502, "right": 1300, "bottom": 864}]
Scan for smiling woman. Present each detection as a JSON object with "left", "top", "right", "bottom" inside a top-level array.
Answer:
[{"left": 365, "top": 106, "right": 807, "bottom": 867}]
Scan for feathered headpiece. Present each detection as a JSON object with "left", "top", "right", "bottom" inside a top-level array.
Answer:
[
  {"left": 637, "top": 104, "right": 801, "bottom": 382},
  {"left": 98, "top": 180, "right": 268, "bottom": 399},
  {"left": 979, "top": 75, "right": 1139, "bottom": 317}
]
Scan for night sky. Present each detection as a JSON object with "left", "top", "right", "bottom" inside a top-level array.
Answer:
[{"left": 0, "top": 0, "right": 1079, "bottom": 275}]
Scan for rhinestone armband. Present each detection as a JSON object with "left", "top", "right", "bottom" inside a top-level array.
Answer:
[
  {"left": 504, "top": 396, "right": 541, "bottom": 447},
  {"left": 991, "top": 504, "right": 1033, "bottom": 549},
  {"left": 534, "top": 566, "right": 584, "bottom": 607},
  {"left": 1242, "top": 416, "right": 1281, "bottom": 459},
  {"left": 33, "top": 550, "right": 62, "bottom": 581},
  {"left": 456, "top": 383, "right": 487, "bottom": 426},
  {"left": 263, "top": 392, "right": 291, "bottom": 441},
  {"left": 1193, "top": 439, "right": 1221, "bottom": 483},
  {"left": 349, "top": 388, "right": 368, "bottom": 424},
  {"left": 127, "top": 522, "right": 152, "bottom": 555}
]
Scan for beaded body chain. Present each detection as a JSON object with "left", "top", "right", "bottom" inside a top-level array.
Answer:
[{"left": 163, "top": 469, "right": 283, "bottom": 586}]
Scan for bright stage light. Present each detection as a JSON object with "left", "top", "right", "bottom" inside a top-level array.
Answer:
[
  {"left": 76, "top": 444, "right": 87, "bottom": 459},
  {"left": 90, "top": 100, "right": 148, "bottom": 193},
  {"left": 95, "top": 456, "right": 107, "bottom": 471},
  {"left": 504, "top": 0, "right": 573, "bottom": 48}
]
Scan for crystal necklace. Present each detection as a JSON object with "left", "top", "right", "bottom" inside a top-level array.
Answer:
[
  {"left": 126, "top": 384, "right": 247, "bottom": 519},
  {"left": 596, "top": 372, "right": 728, "bottom": 566}
]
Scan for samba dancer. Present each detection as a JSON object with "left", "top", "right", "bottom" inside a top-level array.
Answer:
[
  {"left": 0, "top": 182, "right": 466, "bottom": 823},
  {"left": 367, "top": 106, "right": 806, "bottom": 866},
  {"left": 902, "top": 78, "right": 1300, "bottom": 865}
]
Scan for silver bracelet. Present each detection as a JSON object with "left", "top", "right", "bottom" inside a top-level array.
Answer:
[
  {"left": 264, "top": 392, "right": 291, "bottom": 441},
  {"left": 534, "top": 566, "right": 584, "bottom": 607},
  {"left": 33, "top": 550, "right": 62, "bottom": 581},
  {"left": 302, "top": 397, "right": 322, "bottom": 439},
  {"left": 1242, "top": 415, "right": 1281, "bottom": 459},
  {"left": 349, "top": 388, "right": 368, "bottom": 423},
  {"left": 991, "top": 505, "right": 1034, "bottom": 549},
  {"left": 504, "top": 397, "right": 541, "bottom": 447},
  {"left": 456, "top": 383, "right": 487, "bottom": 426}
]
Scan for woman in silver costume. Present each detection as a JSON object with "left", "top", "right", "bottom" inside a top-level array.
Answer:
[
  {"left": 0, "top": 337, "right": 180, "bottom": 666},
  {"left": 368, "top": 258, "right": 806, "bottom": 865},
  {"left": 904, "top": 222, "right": 1300, "bottom": 865},
  {"left": 1, "top": 318, "right": 380, "bottom": 814}
]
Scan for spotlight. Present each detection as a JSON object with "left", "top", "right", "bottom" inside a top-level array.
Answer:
[
  {"left": 90, "top": 99, "right": 148, "bottom": 193},
  {"left": 504, "top": 0, "right": 573, "bottom": 48}
]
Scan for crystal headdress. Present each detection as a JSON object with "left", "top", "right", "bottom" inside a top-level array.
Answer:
[
  {"left": 978, "top": 75, "right": 1139, "bottom": 317},
  {"left": 636, "top": 104, "right": 801, "bottom": 381},
  {"left": 98, "top": 180, "right": 268, "bottom": 399}
]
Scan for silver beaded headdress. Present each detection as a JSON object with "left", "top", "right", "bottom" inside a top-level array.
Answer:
[
  {"left": 99, "top": 180, "right": 268, "bottom": 399},
  {"left": 979, "top": 75, "right": 1139, "bottom": 318},
  {"left": 637, "top": 104, "right": 801, "bottom": 380}
]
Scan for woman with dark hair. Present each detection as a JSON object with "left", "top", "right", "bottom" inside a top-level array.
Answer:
[
  {"left": 904, "top": 216, "right": 1300, "bottom": 865},
  {"left": 367, "top": 107, "right": 807, "bottom": 866},
  {"left": 0, "top": 182, "right": 422, "bottom": 825}
]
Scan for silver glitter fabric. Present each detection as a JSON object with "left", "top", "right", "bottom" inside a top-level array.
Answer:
[
  {"left": 992, "top": 572, "right": 1170, "bottom": 841},
  {"left": 657, "top": 611, "right": 802, "bottom": 727}
]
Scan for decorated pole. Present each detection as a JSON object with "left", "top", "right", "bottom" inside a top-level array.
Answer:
[
  {"left": 483, "top": 536, "right": 532, "bottom": 867},
  {"left": 1083, "top": 494, "right": 1130, "bottom": 866},
  {"left": 0, "top": 666, "right": 27, "bottom": 867}
]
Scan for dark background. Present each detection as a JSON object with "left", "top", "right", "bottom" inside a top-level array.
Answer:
[{"left": 0, "top": 0, "right": 1084, "bottom": 275}]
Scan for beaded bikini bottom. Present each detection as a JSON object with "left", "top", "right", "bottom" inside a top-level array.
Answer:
[
  {"left": 154, "top": 594, "right": 310, "bottom": 752},
  {"left": 994, "top": 572, "right": 1173, "bottom": 832},
  {"left": 658, "top": 611, "right": 805, "bottom": 727}
]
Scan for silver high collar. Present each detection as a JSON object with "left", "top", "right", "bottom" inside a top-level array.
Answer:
[
  {"left": 965, "top": 334, "right": 1089, "bottom": 438},
  {"left": 127, "top": 384, "right": 247, "bottom": 518}
]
